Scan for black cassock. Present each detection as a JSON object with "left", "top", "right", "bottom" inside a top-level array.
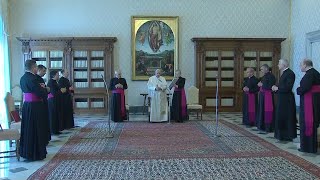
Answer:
[
  {"left": 20, "top": 72, "right": 48, "bottom": 160},
  {"left": 170, "top": 77, "right": 187, "bottom": 122},
  {"left": 58, "top": 76, "right": 74, "bottom": 129},
  {"left": 242, "top": 76, "right": 259, "bottom": 126},
  {"left": 297, "top": 68, "right": 320, "bottom": 153},
  {"left": 274, "top": 68, "right": 297, "bottom": 141},
  {"left": 35, "top": 74, "right": 51, "bottom": 143},
  {"left": 47, "top": 79, "right": 62, "bottom": 134},
  {"left": 256, "top": 72, "right": 276, "bottom": 132},
  {"left": 109, "top": 78, "right": 128, "bottom": 122}
]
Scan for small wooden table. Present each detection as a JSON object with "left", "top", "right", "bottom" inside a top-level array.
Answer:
[
  {"left": 141, "top": 92, "right": 173, "bottom": 116},
  {"left": 140, "top": 93, "right": 148, "bottom": 115}
]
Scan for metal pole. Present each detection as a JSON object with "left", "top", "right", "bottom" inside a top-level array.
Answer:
[
  {"left": 106, "top": 87, "right": 113, "bottom": 137},
  {"left": 167, "top": 89, "right": 171, "bottom": 124},
  {"left": 102, "top": 74, "right": 113, "bottom": 138},
  {"left": 215, "top": 75, "right": 220, "bottom": 137}
]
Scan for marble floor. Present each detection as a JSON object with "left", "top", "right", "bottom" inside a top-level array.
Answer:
[{"left": 0, "top": 113, "right": 319, "bottom": 180}]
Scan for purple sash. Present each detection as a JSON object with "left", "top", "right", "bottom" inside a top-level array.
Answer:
[
  {"left": 174, "top": 88, "right": 187, "bottom": 117},
  {"left": 112, "top": 89, "right": 125, "bottom": 118},
  {"left": 48, "top": 93, "right": 54, "bottom": 99},
  {"left": 260, "top": 87, "right": 273, "bottom": 124},
  {"left": 24, "top": 93, "right": 42, "bottom": 102},
  {"left": 246, "top": 92, "right": 256, "bottom": 124},
  {"left": 304, "top": 85, "right": 320, "bottom": 136}
]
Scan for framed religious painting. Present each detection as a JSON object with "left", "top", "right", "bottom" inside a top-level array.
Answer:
[{"left": 131, "top": 16, "right": 179, "bottom": 80}]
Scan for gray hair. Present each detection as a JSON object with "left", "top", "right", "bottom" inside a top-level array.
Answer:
[
  {"left": 155, "top": 69, "right": 162, "bottom": 73},
  {"left": 279, "top": 59, "right": 289, "bottom": 67}
]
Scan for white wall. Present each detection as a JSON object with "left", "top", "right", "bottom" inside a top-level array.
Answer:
[
  {"left": 291, "top": 0, "right": 320, "bottom": 105},
  {"left": 9, "top": 0, "right": 290, "bottom": 106}
]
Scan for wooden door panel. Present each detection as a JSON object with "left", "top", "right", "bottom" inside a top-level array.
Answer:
[{"left": 192, "top": 38, "right": 285, "bottom": 112}]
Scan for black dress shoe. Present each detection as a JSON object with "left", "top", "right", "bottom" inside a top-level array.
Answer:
[{"left": 298, "top": 148, "right": 303, "bottom": 152}]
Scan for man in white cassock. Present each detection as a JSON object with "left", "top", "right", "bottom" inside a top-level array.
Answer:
[{"left": 147, "top": 69, "right": 168, "bottom": 122}]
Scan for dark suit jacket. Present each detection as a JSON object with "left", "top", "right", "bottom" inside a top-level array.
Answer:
[{"left": 277, "top": 68, "right": 295, "bottom": 93}]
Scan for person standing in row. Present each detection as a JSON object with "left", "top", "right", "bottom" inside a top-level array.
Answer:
[
  {"left": 20, "top": 60, "right": 48, "bottom": 161},
  {"left": 47, "top": 70, "right": 64, "bottom": 135},
  {"left": 272, "top": 59, "right": 297, "bottom": 141},
  {"left": 148, "top": 69, "right": 168, "bottom": 122},
  {"left": 58, "top": 69, "right": 74, "bottom": 129},
  {"left": 296, "top": 58, "right": 320, "bottom": 153},
  {"left": 242, "top": 67, "right": 259, "bottom": 126},
  {"left": 170, "top": 70, "right": 187, "bottom": 123},
  {"left": 109, "top": 70, "right": 128, "bottom": 122},
  {"left": 36, "top": 65, "right": 51, "bottom": 144},
  {"left": 256, "top": 64, "right": 276, "bottom": 133}
]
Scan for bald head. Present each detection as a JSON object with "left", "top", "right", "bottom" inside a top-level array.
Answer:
[
  {"left": 115, "top": 70, "right": 122, "bottom": 78},
  {"left": 175, "top": 69, "right": 181, "bottom": 78},
  {"left": 246, "top": 67, "right": 254, "bottom": 77},
  {"left": 300, "top": 58, "right": 313, "bottom": 72},
  {"left": 303, "top": 58, "right": 313, "bottom": 67}
]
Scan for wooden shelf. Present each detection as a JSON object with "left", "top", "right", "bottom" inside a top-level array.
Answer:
[
  {"left": 73, "top": 67, "right": 88, "bottom": 70},
  {"left": 17, "top": 37, "right": 117, "bottom": 114}
]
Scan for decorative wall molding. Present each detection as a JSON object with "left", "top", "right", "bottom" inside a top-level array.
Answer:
[{"left": 306, "top": 30, "right": 320, "bottom": 58}]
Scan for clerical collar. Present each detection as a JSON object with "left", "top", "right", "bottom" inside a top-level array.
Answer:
[
  {"left": 281, "top": 67, "right": 289, "bottom": 73},
  {"left": 26, "top": 71, "right": 35, "bottom": 75},
  {"left": 306, "top": 67, "right": 313, "bottom": 71}
]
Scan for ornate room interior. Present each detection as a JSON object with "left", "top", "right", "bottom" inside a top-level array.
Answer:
[{"left": 1, "top": 0, "right": 320, "bottom": 179}]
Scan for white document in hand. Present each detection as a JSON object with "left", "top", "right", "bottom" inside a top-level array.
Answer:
[{"left": 169, "top": 78, "right": 178, "bottom": 90}]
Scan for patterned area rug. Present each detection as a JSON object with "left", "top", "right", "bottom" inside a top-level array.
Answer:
[{"left": 28, "top": 120, "right": 320, "bottom": 180}]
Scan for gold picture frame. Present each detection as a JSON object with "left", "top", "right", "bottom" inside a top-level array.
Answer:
[{"left": 131, "top": 16, "right": 179, "bottom": 80}]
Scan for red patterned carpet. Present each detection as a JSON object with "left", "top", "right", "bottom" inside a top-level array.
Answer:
[{"left": 28, "top": 120, "right": 320, "bottom": 180}]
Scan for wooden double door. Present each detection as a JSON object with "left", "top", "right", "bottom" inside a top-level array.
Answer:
[{"left": 192, "top": 38, "right": 285, "bottom": 112}]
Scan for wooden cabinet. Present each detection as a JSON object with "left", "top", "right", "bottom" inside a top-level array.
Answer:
[
  {"left": 191, "top": 38, "right": 285, "bottom": 112},
  {"left": 17, "top": 37, "right": 117, "bottom": 114}
]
